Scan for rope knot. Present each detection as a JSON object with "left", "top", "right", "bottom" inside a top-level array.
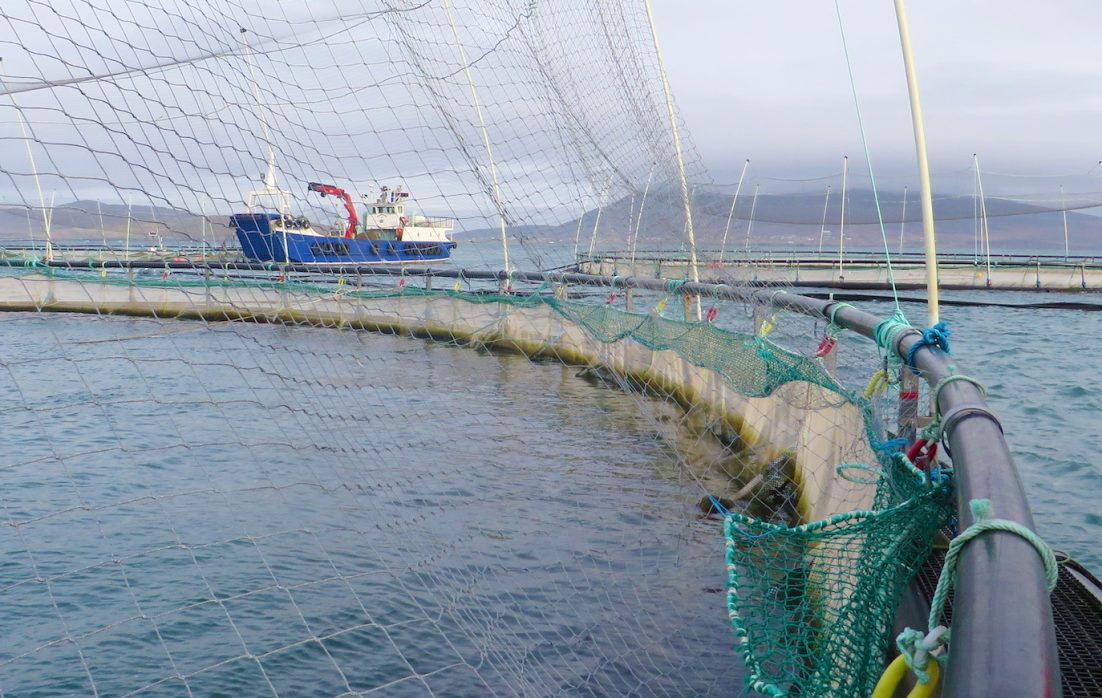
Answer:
[
  {"left": 906, "top": 320, "right": 951, "bottom": 369},
  {"left": 896, "top": 626, "right": 950, "bottom": 684}
]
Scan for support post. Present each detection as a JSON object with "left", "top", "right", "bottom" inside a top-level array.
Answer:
[{"left": 893, "top": 0, "right": 940, "bottom": 326}]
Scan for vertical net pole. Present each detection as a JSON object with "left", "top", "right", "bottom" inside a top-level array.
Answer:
[
  {"left": 818, "top": 184, "right": 831, "bottom": 255},
  {"left": 720, "top": 159, "right": 750, "bottom": 264},
  {"left": 442, "top": 0, "right": 511, "bottom": 278},
  {"left": 893, "top": 0, "right": 940, "bottom": 325},
  {"left": 1, "top": 58, "right": 53, "bottom": 261},
  {"left": 839, "top": 155, "right": 848, "bottom": 279},
  {"left": 975, "top": 155, "right": 993, "bottom": 286},
  {"left": 744, "top": 184, "right": 759, "bottom": 260},
  {"left": 1061, "top": 184, "right": 1069, "bottom": 261},
  {"left": 898, "top": 185, "right": 908, "bottom": 254},
  {"left": 642, "top": 0, "right": 699, "bottom": 319}
]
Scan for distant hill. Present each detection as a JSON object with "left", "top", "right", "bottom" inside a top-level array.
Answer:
[
  {"left": 4, "top": 190, "right": 1099, "bottom": 255},
  {"left": 0, "top": 200, "right": 233, "bottom": 244},
  {"left": 472, "top": 189, "right": 1102, "bottom": 255}
]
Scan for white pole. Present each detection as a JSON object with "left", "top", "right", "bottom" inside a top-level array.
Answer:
[
  {"left": 839, "top": 155, "right": 848, "bottom": 279},
  {"left": 572, "top": 207, "right": 586, "bottom": 267},
  {"left": 744, "top": 184, "right": 759, "bottom": 259},
  {"left": 1061, "top": 184, "right": 1069, "bottom": 261},
  {"left": 586, "top": 175, "right": 613, "bottom": 267},
  {"left": 629, "top": 165, "right": 655, "bottom": 271},
  {"left": 720, "top": 159, "right": 750, "bottom": 264},
  {"left": 97, "top": 201, "right": 107, "bottom": 250},
  {"left": 125, "top": 196, "right": 132, "bottom": 258},
  {"left": 899, "top": 185, "right": 908, "bottom": 254},
  {"left": 1, "top": 58, "right": 52, "bottom": 261},
  {"left": 200, "top": 197, "right": 208, "bottom": 259},
  {"left": 893, "top": 0, "right": 939, "bottom": 325},
  {"left": 818, "top": 185, "right": 832, "bottom": 254},
  {"left": 442, "top": 0, "right": 510, "bottom": 277},
  {"left": 973, "top": 165, "right": 980, "bottom": 262},
  {"left": 975, "top": 154, "right": 992, "bottom": 285},
  {"left": 643, "top": 0, "right": 700, "bottom": 319}
]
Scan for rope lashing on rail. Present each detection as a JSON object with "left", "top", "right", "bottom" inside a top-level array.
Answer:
[
  {"left": 827, "top": 301, "right": 854, "bottom": 331},
  {"left": 873, "top": 309, "right": 913, "bottom": 356},
  {"left": 921, "top": 369, "right": 988, "bottom": 443},
  {"left": 905, "top": 321, "right": 951, "bottom": 370},
  {"left": 888, "top": 498, "right": 1059, "bottom": 688}
]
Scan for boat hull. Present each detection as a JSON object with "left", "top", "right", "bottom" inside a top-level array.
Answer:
[{"left": 231, "top": 213, "right": 455, "bottom": 264}]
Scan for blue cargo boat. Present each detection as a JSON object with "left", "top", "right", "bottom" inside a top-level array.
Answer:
[{"left": 233, "top": 183, "right": 456, "bottom": 265}]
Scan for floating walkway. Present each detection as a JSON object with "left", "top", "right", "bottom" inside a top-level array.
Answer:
[{"left": 583, "top": 250, "right": 1102, "bottom": 290}]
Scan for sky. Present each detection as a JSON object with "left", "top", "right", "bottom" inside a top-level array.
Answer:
[{"left": 650, "top": 1, "right": 1102, "bottom": 183}]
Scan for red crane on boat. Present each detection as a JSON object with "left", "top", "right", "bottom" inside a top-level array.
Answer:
[{"left": 307, "top": 182, "right": 358, "bottom": 238}]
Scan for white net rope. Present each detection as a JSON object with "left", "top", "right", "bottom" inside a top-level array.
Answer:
[{"left": 0, "top": 1, "right": 911, "bottom": 696}]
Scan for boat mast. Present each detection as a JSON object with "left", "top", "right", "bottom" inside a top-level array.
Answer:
[
  {"left": 893, "top": 0, "right": 939, "bottom": 325},
  {"left": 240, "top": 28, "right": 289, "bottom": 264}
]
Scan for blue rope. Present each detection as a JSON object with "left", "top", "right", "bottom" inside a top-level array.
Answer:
[
  {"left": 905, "top": 321, "right": 951, "bottom": 370},
  {"left": 871, "top": 436, "right": 909, "bottom": 455},
  {"left": 707, "top": 495, "right": 730, "bottom": 517}
]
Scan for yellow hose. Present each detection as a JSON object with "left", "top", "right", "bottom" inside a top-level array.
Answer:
[
  {"left": 871, "top": 655, "right": 940, "bottom": 698},
  {"left": 864, "top": 368, "right": 888, "bottom": 399}
]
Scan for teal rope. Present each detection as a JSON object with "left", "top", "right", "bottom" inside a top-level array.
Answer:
[
  {"left": 896, "top": 498, "right": 1059, "bottom": 684},
  {"left": 836, "top": 461, "right": 882, "bottom": 485},
  {"left": 873, "top": 309, "right": 911, "bottom": 356},
  {"left": 833, "top": 0, "right": 903, "bottom": 314},
  {"left": 922, "top": 370, "right": 987, "bottom": 441}
]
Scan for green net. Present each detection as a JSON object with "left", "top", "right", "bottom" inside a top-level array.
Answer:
[{"left": 725, "top": 442, "right": 952, "bottom": 697}]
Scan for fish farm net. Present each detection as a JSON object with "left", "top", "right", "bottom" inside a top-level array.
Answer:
[{"left": 0, "top": 1, "right": 1004, "bottom": 696}]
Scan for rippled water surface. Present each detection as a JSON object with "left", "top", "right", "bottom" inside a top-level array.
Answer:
[
  {"left": 0, "top": 313, "right": 736, "bottom": 696},
  {"left": 0, "top": 290, "right": 1098, "bottom": 696}
]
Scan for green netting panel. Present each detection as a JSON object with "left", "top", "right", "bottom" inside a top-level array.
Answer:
[
  {"left": 725, "top": 452, "right": 953, "bottom": 697},
  {"left": 5, "top": 265, "right": 844, "bottom": 401}
]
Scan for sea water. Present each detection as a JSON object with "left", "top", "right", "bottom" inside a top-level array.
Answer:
[
  {"left": 0, "top": 313, "right": 736, "bottom": 696},
  {"left": 0, "top": 287, "right": 1097, "bottom": 696}
]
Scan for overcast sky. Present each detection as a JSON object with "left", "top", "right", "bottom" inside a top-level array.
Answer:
[{"left": 651, "top": 1, "right": 1102, "bottom": 183}]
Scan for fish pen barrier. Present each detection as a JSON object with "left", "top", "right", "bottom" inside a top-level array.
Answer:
[
  {"left": 2, "top": 0, "right": 1098, "bottom": 694},
  {"left": 0, "top": 259, "right": 1072, "bottom": 696}
]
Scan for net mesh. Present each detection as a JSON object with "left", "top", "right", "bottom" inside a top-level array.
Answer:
[{"left": 0, "top": 1, "right": 966, "bottom": 696}]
